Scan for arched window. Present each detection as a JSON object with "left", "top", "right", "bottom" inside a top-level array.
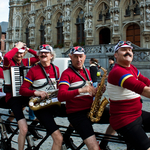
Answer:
[
  {"left": 56, "top": 15, "right": 64, "bottom": 45},
  {"left": 105, "top": 4, "right": 110, "bottom": 20},
  {"left": 25, "top": 26, "right": 30, "bottom": 47},
  {"left": 133, "top": 0, "right": 140, "bottom": 15},
  {"left": 125, "top": 6, "right": 130, "bottom": 16},
  {"left": 16, "top": 18, "right": 20, "bottom": 28},
  {"left": 99, "top": 11, "right": 103, "bottom": 21},
  {"left": 39, "top": 19, "right": 46, "bottom": 45},
  {"left": 125, "top": 0, "right": 140, "bottom": 16},
  {"left": 76, "top": 10, "right": 85, "bottom": 44},
  {"left": 98, "top": 3, "right": 110, "bottom": 21}
]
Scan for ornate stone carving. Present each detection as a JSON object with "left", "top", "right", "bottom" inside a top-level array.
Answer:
[
  {"left": 30, "top": 29, "right": 34, "bottom": 37},
  {"left": 114, "top": 12, "right": 119, "bottom": 26},
  {"left": 66, "top": 7, "right": 70, "bottom": 16},
  {"left": 15, "top": 31, "right": 19, "bottom": 39},
  {"left": 115, "top": 0, "right": 119, "bottom": 7},
  {"left": 64, "top": 41, "right": 71, "bottom": 48},
  {"left": 31, "top": 16, "right": 35, "bottom": 23},
  {"left": 66, "top": 22, "right": 70, "bottom": 32},
  {"left": 47, "top": 12, "right": 51, "bottom": 19},
  {"left": 88, "top": 18, "right": 92, "bottom": 28},
  {"left": 146, "top": 7, "right": 150, "bottom": 22}
]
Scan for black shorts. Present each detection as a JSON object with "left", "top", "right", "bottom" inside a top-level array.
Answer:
[
  {"left": 7, "top": 96, "right": 29, "bottom": 121},
  {"left": 68, "top": 107, "right": 110, "bottom": 140},
  {"left": 34, "top": 104, "right": 67, "bottom": 135},
  {"left": 116, "top": 110, "right": 150, "bottom": 150},
  {"left": 0, "top": 97, "right": 10, "bottom": 109}
]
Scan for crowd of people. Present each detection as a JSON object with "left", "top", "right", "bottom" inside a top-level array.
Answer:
[{"left": 0, "top": 41, "right": 150, "bottom": 150}]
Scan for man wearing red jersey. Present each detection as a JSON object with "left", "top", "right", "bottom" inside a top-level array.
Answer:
[
  {"left": 58, "top": 46, "right": 114, "bottom": 150},
  {"left": 3, "top": 41, "right": 40, "bottom": 150},
  {"left": 20, "top": 44, "right": 64, "bottom": 150},
  {"left": 107, "top": 41, "right": 150, "bottom": 150}
]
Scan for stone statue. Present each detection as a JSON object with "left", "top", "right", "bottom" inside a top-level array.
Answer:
[
  {"left": 110, "top": 1, "right": 112, "bottom": 7},
  {"left": 115, "top": 0, "right": 119, "bottom": 7},
  {"left": 31, "top": 16, "right": 34, "bottom": 23},
  {"left": 66, "top": 7, "right": 70, "bottom": 16},
  {"left": 66, "top": 22, "right": 70, "bottom": 31},
  {"left": 114, "top": 13, "right": 119, "bottom": 25},
  {"left": 47, "top": 12, "right": 51, "bottom": 19},
  {"left": 47, "top": 26, "right": 51, "bottom": 34},
  {"left": 30, "top": 29, "right": 34, "bottom": 36},
  {"left": 146, "top": 8, "right": 150, "bottom": 21},
  {"left": 88, "top": 19, "right": 92, "bottom": 28},
  {"left": 89, "top": 5, "right": 92, "bottom": 11},
  {"left": 85, "top": 19, "right": 88, "bottom": 30}
]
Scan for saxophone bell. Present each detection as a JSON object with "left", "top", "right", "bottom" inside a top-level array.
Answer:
[{"left": 29, "top": 89, "right": 61, "bottom": 111}]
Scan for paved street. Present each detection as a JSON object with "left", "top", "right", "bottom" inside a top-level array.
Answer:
[{"left": 0, "top": 91, "right": 150, "bottom": 150}]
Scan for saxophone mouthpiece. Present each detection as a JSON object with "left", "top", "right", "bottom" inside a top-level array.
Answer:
[{"left": 98, "top": 65, "right": 101, "bottom": 69}]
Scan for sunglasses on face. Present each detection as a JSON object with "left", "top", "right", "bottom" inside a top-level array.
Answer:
[
  {"left": 70, "top": 47, "right": 85, "bottom": 54},
  {"left": 39, "top": 45, "right": 53, "bottom": 52}
]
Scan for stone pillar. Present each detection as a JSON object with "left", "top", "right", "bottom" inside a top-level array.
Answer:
[
  {"left": 110, "top": 0, "right": 120, "bottom": 44},
  {"left": 140, "top": 1, "right": 150, "bottom": 48},
  {"left": 84, "top": 0, "right": 94, "bottom": 45},
  {"left": 44, "top": 6, "right": 52, "bottom": 45},
  {"left": 28, "top": 10, "right": 36, "bottom": 48},
  {"left": 63, "top": 1, "right": 71, "bottom": 48}
]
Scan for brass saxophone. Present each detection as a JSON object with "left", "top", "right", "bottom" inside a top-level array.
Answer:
[
  {"left": 88, "top": 66, "right": 109, "bottom": 122},
  {"left": 29, "top": 89, "right": 61, "bottom": 111}
]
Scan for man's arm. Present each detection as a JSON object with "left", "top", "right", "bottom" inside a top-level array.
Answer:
[
  {"left": 58, "top": 84, "right": 79, "bottom": 102},
  {"left": 24, "top": 48, "right": 39, "bottom": 66},
  {"left": 19, "top": 68, "right": 49, "bottom": 99},
  {"left": 138, "top": 73, "right": 150, "bottom": 86},
  {"left": 27, "top": 48, "right": 38, "bottom": 58},
  {"left": 3, "top": 48, "right": 18, "bottom": 67},
  {"left": 141, "top": 86, "right": 150, "bottom": 98},
  {"left": 20, "top": 80, "right": 48, "bottom": 100}
]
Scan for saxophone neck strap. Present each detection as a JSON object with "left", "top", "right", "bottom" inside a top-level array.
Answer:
[
  {"left": 69, "top": 64, "right": 90, "bottom": 82},
  {"left": 32, "top": 62, "right": 58, "bottom": 89},
  {"left": 31, "top": 63, "right": 49, "bottom": 89},
  {"left": 51, "top": 63, "right": 58, "bottom": 81},
  {"left": 68, "top": 64, "right": 91, "bottom": 90}
]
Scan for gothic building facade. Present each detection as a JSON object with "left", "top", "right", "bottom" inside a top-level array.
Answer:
[{"left": 6, "top": 0, "right": 150, "bottom": 55}]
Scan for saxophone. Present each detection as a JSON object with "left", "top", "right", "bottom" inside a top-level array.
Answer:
[
  {"left": 88, "top": 66, "right": 109, "bottom": 122},
  {"left": 29, "top": 89, "right": 61, "bottom": 111}
]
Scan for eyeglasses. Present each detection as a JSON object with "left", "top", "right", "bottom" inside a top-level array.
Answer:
[
  {"left": 70, "top": 47, "right": 85, "bottom": 54},
  {"left": 39, "top": 45, "right": 53, "bottom": 52}
]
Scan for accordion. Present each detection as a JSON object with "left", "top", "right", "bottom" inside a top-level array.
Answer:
[
  {"left": 3, "top": 66, "right": 31, "bottom": 97},
  {"left": 11, "top": 66, "right": 31, "bottom": 97}
]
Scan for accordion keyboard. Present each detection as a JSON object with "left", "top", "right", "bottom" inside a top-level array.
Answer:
[{"left": 11, "top": 66, "right": 31, "bottom": 97}]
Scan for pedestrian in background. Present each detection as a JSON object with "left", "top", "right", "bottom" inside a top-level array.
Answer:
[
  {"left": 108, "top": 57, "right": 115, "bottom": 73},
  {"left": 89, "top": 58, "right": 101, "bottom": 88}
]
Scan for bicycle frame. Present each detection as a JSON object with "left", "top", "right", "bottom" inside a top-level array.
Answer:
[{"left": 0, "top": 112, "right": 127, "bottom": 150}]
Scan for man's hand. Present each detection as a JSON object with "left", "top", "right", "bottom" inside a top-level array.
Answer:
[
  {"left": 15, "top": 41, "right": 26, "bottom": 49},
  {"left": 34, "top": 91, "right": 49, "bottom": 100},
  {"left": 78, "top": 85, "right": 96, "bottom": 96}
]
